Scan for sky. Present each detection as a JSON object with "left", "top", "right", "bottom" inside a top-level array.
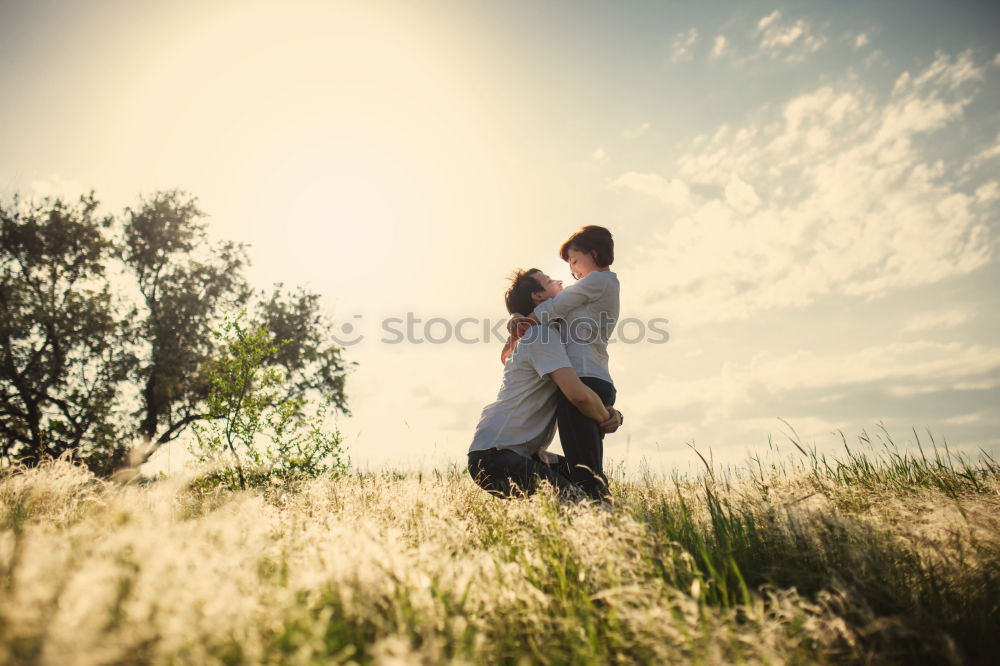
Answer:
[{"left": 2, "top": 0, "right": 999, "bottom": 475}]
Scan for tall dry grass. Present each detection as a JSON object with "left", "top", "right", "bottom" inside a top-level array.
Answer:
[{"left": 0, "top": 434, "right": 997, "bottom": 665}]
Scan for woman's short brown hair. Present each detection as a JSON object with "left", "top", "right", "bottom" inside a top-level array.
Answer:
[
  {"left": 559, "top": 225, "right": 614, "bottom": 267},
  {"left": 504, "top": 268, "right": 544, "bottom": 315}
]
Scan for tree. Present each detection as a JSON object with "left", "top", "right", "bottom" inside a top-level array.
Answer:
[
  {"left": 0, "top": 194, "right": 132, "bottom": 470},
  {"left": 121, "top": 190, "right": 252, "bottom": 447}
]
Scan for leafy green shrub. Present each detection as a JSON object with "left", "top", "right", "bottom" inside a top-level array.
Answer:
[{"left": 190, "top": 313, "right": 348, "bottom": 490}]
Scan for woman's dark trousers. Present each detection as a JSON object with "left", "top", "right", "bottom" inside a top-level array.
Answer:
[{"left": 557, "top": 377, "right": 616, "bottom": 500}]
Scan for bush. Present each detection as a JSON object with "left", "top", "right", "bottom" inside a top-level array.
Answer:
[{"left": 191, "top": 313, "right": 348, "bottom": 490}]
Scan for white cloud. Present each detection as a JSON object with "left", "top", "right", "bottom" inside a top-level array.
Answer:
[
  {"left": 902, "top": 308, "right": 972, "bottom": 334},
  {"left": 993, "top": 53, "right": 1000, "bottom": 66},
  {"left": 623, "top": 122, "right": 651, "bottom": 139},
  {"left": 707, "top": 14, "right": 826, "bottom": 65},
  {"left": 854, "top": 32, "right": 870, "bottom": 49},
  {"left": 900, "top": 49, "right": 984, "bottom": 90},
  {"left": 615, "top": 334, "right": 1000, "bottom": 461},
  {"left": 975, "top": 181, "right": 999, "bottom": 204},
  {"left": 886, "top": 377, "right": 999, "bottom": 397},
  {"left": 710, "top": 35, "right": 729, "bottom": 60},
  {"left": 724, "top": 174, "right": 760, "bottom": 213},
  {"left": 635, "top": 340, "right": 1000, "bottom": 425},
  {"left": 612, "top": 51, "right": 996, "bottom": 326},
  {"left": 609, "top": 172, "right": 693, "bottom": 210},
  {"left": 967, "top": 131, "right": 1000, "bottom": 169},
  {"left": 670, "top": 27, "right": 699, "bottom": 63},
  {"left": 944, "top": 411, "right": 987, "bottom": 425},
  {"left": 591, "top": 147, "right": 608, "bottom": 162},
  {"left": 755, "top": 10, "right": 826, "bottom": 61},
  {"left": 757, "top": 10, "right": 781, "bottom": 31}
]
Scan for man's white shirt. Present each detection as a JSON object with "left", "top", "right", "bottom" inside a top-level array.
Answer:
[{"left": 468, "top": 324, "right": 572, "bottom": 459}]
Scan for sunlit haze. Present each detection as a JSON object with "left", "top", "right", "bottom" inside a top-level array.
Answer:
[{"left": 2, "top": 0, "right": 998, "bottom": 474}]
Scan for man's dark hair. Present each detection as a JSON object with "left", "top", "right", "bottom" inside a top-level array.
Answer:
[
  {"left": 559, "top": 225, "right": 614, "bottom": 267},
  {"left": 504, "top": 268, "right": 544, "bottom": 315}
]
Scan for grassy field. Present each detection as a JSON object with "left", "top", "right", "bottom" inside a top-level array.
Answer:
[{"left": 1, "top": 434, "right": 998, "bottom": 665}]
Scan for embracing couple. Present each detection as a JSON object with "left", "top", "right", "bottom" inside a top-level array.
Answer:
[{"left": 467, "top": 225, "right": 623, "bottom": 503}]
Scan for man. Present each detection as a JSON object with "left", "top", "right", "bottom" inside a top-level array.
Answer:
[{"left": 467, "top": 268, "right": 622, "bottom": 500}]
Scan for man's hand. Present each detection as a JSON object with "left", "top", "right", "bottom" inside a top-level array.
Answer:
[
  {"left": 599, "top": 407, "right": 622, "bottom": 434},
  {"left": 506, "top": 314, "right": 536, "bottom": 336},
  {"left": 500, "top": 335, "right": 516, "bottom": 365}
]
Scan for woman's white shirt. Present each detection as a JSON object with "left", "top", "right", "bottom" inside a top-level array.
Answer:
[{"left": 533, "top": 270, "right": 619, "bottom": 385}]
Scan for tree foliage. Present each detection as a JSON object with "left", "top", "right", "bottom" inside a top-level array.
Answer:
[
  {"left": 0, "top": 190, "right": 352, "bottom": 474},
  {"left": 256, "top": 286, "right": 350, "bottom": 416},
  {"left": 122, "top": 190, "right": 252, "bottom": 446},
  {"left": 0, "top": 194, "right": 133, "bottom": 471}
]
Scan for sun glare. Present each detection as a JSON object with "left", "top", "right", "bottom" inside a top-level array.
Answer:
[{"left": 101, "top": 1, "right": 501, "bottom": 282}]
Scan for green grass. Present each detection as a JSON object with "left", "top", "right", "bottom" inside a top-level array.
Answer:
[{"left": 0, "top": 432, "right": 997, "bottom": 665}]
